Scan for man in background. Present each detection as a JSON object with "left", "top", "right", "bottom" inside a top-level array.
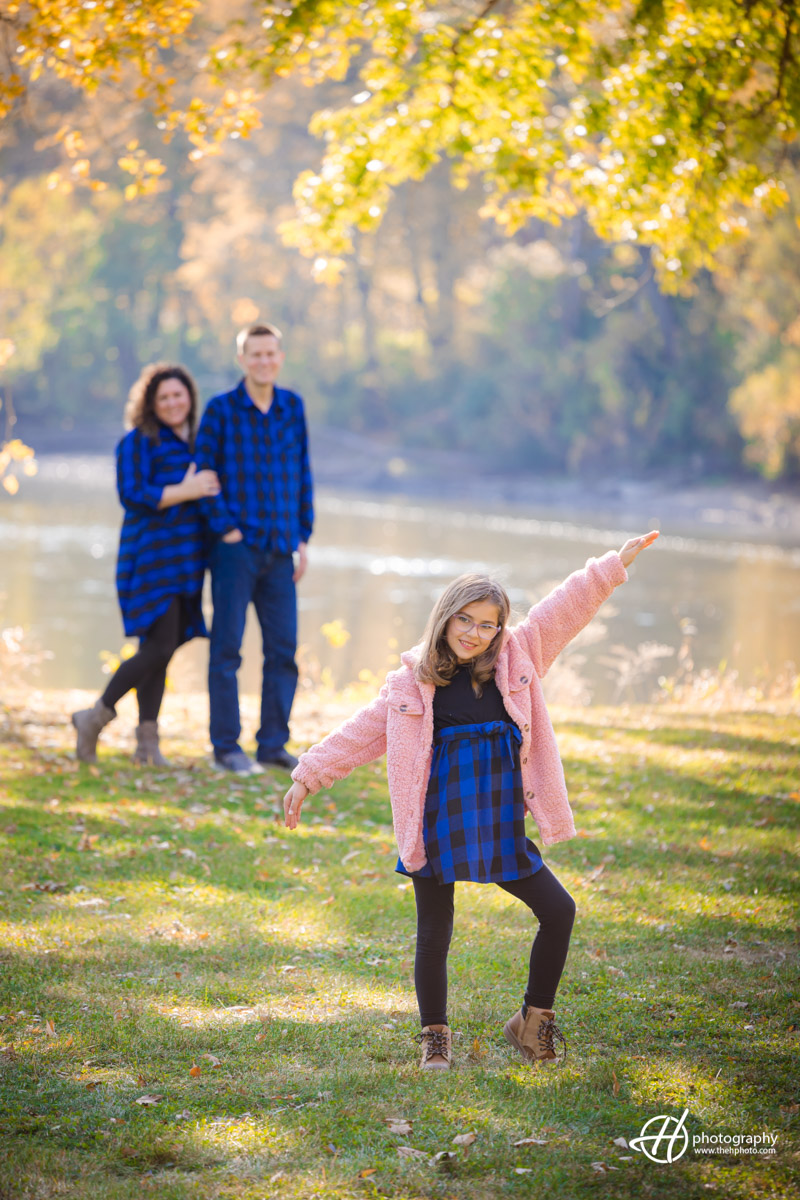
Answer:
[{"left": 195, "top": 323, "right": 313, "bottom": 775}]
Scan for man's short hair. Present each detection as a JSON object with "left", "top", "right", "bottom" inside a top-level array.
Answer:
[{"left": 236, "top": 322, "right": 283, "bottom": 354}]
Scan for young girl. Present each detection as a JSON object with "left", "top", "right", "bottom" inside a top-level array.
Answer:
[{"left": 283, "top": 533, "right": 658, "bottom": 1070}]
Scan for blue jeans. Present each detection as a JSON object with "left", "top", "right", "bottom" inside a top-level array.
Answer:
[{"left": 208, "top": 541, "right": 298, "bottom": 757}]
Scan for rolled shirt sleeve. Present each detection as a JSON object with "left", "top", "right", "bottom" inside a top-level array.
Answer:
[
  {"left": 194, "top": 399, "right": 238, "bottom": 537},
  {"left": 116, "top": 431, "right": 164, "bottom": 513}
]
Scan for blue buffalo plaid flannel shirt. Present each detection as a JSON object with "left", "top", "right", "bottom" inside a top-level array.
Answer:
[{"left": 194, "top": 379, "right": 314, "bottom": 552}]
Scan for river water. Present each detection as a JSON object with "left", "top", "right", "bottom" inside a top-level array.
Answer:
[{"left": 3, "top": 456, "right": 799, "bottom": 705}]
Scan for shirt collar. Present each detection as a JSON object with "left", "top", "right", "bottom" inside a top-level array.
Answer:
[{"left": 234, "top": 378, "right": 285, "bottom": 413}]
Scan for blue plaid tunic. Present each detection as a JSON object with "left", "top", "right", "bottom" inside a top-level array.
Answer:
[
  {"left": 194, "top": 380, "right": 313, "bottom": 550},
  {"left": 115, "top": 427, "right": 207, "bottom": 640},
  {"left": 396, "top": 720, "right": 544, "bottom": 884}
]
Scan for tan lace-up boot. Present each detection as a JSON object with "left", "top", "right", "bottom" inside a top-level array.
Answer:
[
  {"left": 503, "top": 1006, "right": 567, "bottom": 1065},
  {"left": 418, "top": 1024, "right": 452, "bottom": 1070}
]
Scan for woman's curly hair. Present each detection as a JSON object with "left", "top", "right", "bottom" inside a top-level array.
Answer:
[{"left": 124, "top": 363, "right": 199, "bottom": 444}]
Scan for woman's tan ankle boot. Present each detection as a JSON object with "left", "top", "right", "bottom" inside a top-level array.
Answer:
[
  {"left": 71, "top": 699, "right": 115, "bottom": 763},
  {"left": 132, "top": 721, "right": 170, "bottom": 767}
]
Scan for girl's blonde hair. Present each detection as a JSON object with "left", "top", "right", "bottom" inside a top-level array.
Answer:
[{"left": 414, "top": 574, "right": 510, "bottom": 693}]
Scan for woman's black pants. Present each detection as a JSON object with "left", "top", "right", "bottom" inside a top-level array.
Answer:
[
  {"left": 101, "top": 597, "right": 187, "bottom": 722},
  {"left": 412, "top": 864, "right": 576, "bottom": 1027}
]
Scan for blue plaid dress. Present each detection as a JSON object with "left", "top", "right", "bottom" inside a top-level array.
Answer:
[
  {"left": 115, "top": 427, "right": 207, "bottom": 640},
  {"left": 396, "top": 670, "right": 544, "bottom": 884}
]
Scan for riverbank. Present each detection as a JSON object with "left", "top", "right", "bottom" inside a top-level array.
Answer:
[{"left": 4, "top": 665, "right": 798, "bottom": 766}]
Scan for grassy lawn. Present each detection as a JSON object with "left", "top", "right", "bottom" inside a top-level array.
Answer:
[{"left": 0, "top": 704, "right": 798, "bottom": 1198}]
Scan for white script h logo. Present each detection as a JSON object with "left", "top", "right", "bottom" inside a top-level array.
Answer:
[{"left": 630, "top": 1107, "right": 690, "bottom": 1164}]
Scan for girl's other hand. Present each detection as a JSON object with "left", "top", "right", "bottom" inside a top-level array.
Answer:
[
  {"left": 284, "top": 781, "right": 309, "bottom": 829},
  {"left": 619, "top": 530, "right": 659, "bottom": 567}
]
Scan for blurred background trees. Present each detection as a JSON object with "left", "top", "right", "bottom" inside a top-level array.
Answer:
[{"left": 1, "top": 1, "right": 799, "bottom": 479}]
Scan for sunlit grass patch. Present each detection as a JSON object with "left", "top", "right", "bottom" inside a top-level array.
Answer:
[{"left": 1, "top": 704, "right": 798, "bottom": 1198}]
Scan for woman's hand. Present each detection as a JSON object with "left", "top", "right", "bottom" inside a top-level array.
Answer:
[
  {"left": 284, "top": 781, "right": 309, "bottom": 829},
  {"left": 619, "top": 530, "right": 660, "bottom": 567},
  {"left": 181, "top": 462, "right": 221, "bottom": 499},
  {"left": 157, "top": 463, "right": 221, "bottom": 510}
]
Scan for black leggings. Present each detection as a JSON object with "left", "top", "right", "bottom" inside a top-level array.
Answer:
[
  {"left": 102, "top": 598, "right": 187, "bottom": 722},
  {"left": 412, "top": 864, "right": 576, "bottom": 1027}
]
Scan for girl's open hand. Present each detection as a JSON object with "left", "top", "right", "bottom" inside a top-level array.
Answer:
[
  {"left": 619, "top": 530, "right": 659, "bottom": 567},
  {"left": 284, "top": 781, "right": 309, "bottom": 829}
]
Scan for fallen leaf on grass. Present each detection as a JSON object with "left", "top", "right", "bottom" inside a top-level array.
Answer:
[
  {"left": 386, "top": 1119, "right": 413, "bottom": 1135},
  {"left": 135, "top": 1094, "right": 162, "bottom": 1106},
  {"left": 189, "top": 1064, "right": 202, "bottom": 1077},
  {"left": 358, "top": 1168, "right": 377, "bottom": 1178},
  {"left": 612, "top": 1070, "right": 620, "bottom": 1096},
  {"left": 431, "top": 1150, "right": 457, "bottom": 1168},
  {"left": 397, "top": 1146, "right": 427, "bottom": 1161},
  {"left": 45, "top": 1019, "right": 56, "bottom": 1037},
  {"left": 512, "top": 1136, "right": 548, "bottom": 1146},
  {"left": 613, "top": 1136, "right": 628, "bottom": 1148},
  {"left": 514, "top": 1167, "right": 533, "bottom": 1174},
  {"left": 255, "top": 1032, "right": 268, "bottom": 1044},
  {"left": 469, "top": 1037, "right": 487, "bottom": 1061},
  {"left": 201, "top": 1053, "right": 221, "bottom": 1067},
  {"left": 452, "top": 1132, "right": 476, "bottom": 1147}
]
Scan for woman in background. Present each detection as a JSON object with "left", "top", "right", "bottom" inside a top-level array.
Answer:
[{"left": 71, "top": 363, "right": 219, "bottom": 766}]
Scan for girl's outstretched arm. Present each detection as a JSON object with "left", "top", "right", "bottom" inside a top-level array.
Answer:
[
  {"left": 282, "top": 681, "right": 392, "bottom": 830},
  {"left": 515, "top": 531, "right": 659, "bottom": 675}
]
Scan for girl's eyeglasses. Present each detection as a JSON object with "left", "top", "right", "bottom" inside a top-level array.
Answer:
[{"left": 452, "top": 613, "right": 501, "bottom": 640}]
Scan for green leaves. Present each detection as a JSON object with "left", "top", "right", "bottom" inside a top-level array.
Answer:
[{"left": 237, "top": 0, "right": 799, "bottom": 285}]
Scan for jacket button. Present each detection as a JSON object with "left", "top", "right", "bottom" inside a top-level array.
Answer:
[
  {"left": 520, "top": 676, "right": 528, "bottom": 684},
  {"left": 524, "top": 723, "right": 530, "bottom": 731},
  {"left": 523, "top": 756, "right": 528, "bottom": 764},
  {"left": 399, "top": 704, "right": 408, "bottom": 712},
  {"left": 526, "top": 790, "right": 534, "bottom": 799}
]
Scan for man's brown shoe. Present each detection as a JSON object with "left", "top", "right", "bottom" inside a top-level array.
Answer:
[
  {"left": 418, "top": 1024, "right": 452, "bottom": 1070},
  {"left": 503, "top": 1006, "right": 567, "bottom": 1065}
]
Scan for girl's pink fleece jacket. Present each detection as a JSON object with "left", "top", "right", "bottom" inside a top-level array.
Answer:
[{"left": 292, "top": 551, "right": 628, "bottom": 872}]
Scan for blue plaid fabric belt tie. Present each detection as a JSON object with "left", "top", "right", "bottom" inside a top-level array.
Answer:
[{"left": 396, "top": 720, "right": 543, "bottom": 884}]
